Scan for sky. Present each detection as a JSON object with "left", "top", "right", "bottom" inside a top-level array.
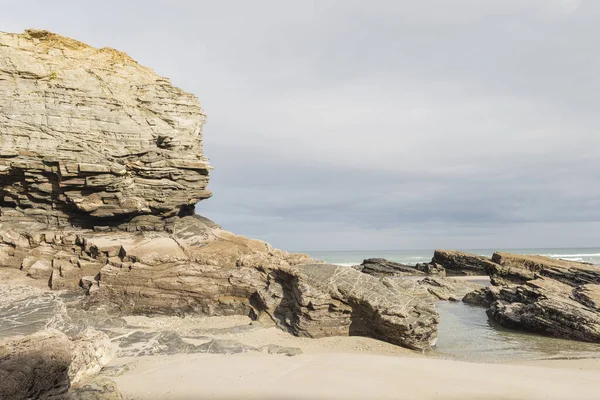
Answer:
[{"left": 2, "top": 0, "right": 599, "bottom": 251}]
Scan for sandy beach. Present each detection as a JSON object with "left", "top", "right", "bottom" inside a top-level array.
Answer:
[{"left": 108, "top": 315, "right": 600, "bottom": 400}]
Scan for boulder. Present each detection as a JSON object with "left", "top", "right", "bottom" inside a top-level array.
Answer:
[
  {"left": 69, "top": 329, "right": 114, "bottom": 385},
  {"left": 0, "top": 329, "right": 72, "bottom": 399},
  {"left": 431, "top": 250, "right": 497, "bottom": 276},
  {"left": 0, "top": 328, "right": 116, "bottom": 400},
  {"left": 254, "top": 263, "right": 439, "bottom": 350}
]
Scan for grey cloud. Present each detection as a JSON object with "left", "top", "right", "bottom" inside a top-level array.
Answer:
[{"left": 2, "top": 0, "right": 599, "bottom": 250}]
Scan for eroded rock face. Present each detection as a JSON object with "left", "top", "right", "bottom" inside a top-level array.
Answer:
[
  {"left": 432, "top": 250, "right": 497, "bottom": 276},
  {"left": 255, "top": 264, "right": 439, "bottom": 350},
  {"left": 359, "top": 258, "right": 426, "bottom": 276},
  {"left": 457, "top": 251, "right": 600, "bottom": 343},
  {"left": 489, "top": 252, "right": 600, "bottom": 286},
  {"left": 0, "top": 29, "right": 211, "bottom": 230},
  {"left": 484, "top": 278, "right": 600, "bottom": 343},
  {"left": 0, "top": 329, "right": 72, "bottom": 400},
  {"left": 0, "top": 29, "right": 441, "bottom": 351},
  {"left": 417, "top": 277, "right": 484, "bottom": 302}
]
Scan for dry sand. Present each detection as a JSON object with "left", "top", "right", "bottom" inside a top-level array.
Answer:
[{"left": 110, "top": 315, "right": 600, "bottom": 400}]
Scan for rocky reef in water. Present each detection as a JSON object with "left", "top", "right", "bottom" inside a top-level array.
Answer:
[{"left": 429, "top": 250, "right": 600, "bottom": 343}]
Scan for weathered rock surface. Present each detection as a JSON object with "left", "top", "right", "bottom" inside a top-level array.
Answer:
[
  {"left": 484, "top": 277, "right": 600, "bottom": 343},
  {"left": 431, "top": 250, "right": 497, "bottom": 276},
  {"left": 359, "top": 258, "right": 425, "bottom": 276},
  {"left": 417, "top": 277, "right": 484, "bottom": 302},
  {"left": 0, "top": 29, "right": 441, "bottom": 351},
  {"left": 255, "top": 264, "right": 439, "bottom": 350},
  {"left": 68, "top": 376, "right": 122, "bottom": 400},
  {"left": 69, "top": 329, "right": 114, "bottom": 385},
  {"left": 0, "top": 29, "right": 211, "bottom": 230},
  {"left": 0, "top": 329, "right": 72, "bottom": 400},
  {"left": 454, "top": 251, "right": 600, "bottom": 343},
  {"left": 489, "top": 252, "right": 600, "bottom": 286},
  {"left": 0, "top": 327, "right": 113, "bottom": 400}
]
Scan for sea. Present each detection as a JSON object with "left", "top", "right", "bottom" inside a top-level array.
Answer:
[
  {"left": 304, "top": 247, "right": 600, "bottom": 267},
  {"left": 305, "top": 247, "right": 600, "bottom": 362}
]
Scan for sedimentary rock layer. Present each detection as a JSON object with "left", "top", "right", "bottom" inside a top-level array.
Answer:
[
  {"left": 255, "top": 263, "right": 439, "bottom": 350},
  {"left": 431, "top": 249, "right": 497, "bottom": 275},
  {"left": 0, "top": 29, "right": 211, "bottom": 230},
  {"left": 0, "top": 29, "right": 440, "bottom": 351}
]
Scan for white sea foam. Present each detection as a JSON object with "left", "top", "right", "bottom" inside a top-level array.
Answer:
[
  {"left": 559, "top": 257, "right": 584, "bottom": 262},
  {"left": 332, "top": 262, "right": 359, "bottom": 267},
  {"left": 543, "top": 253, "right": 600, "bottom": 258}
]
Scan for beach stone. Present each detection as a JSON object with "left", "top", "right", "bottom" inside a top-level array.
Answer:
[
  {"left": 0, "top": 329, "right": 72, "bottom": 400},
  {"left": 489, "top": 252, "right": 600, "bottom": 286},
  {"left": 255, "top": 264, "right": 439, "bottom": 350},
  {"left": 257, "top": 344, "right": 303, "bottom": 356},
  {"left": 69, "top": 328, "right": 114, "bottom": 385},
  {"left": 68, "top": 376, "right": 123, "bottom": 400}
]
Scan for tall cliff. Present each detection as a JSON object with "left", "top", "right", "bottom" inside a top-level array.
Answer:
[
  {"left": 0, "top": 29, "right": 211, "bottom": 231},
  {"left": 0, "top": 30, "right": 439, "bottom": 351}
]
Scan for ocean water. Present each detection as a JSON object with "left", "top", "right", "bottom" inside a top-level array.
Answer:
[
  {"left": 305, "top": 248, "right": 600, "bottom": 362},
  {"left": 305, "top": 247, "right": 600, "bottom": 267}
]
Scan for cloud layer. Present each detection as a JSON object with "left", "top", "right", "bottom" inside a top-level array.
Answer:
[{"left": 3, "top": 0, "right": 599, "bottom": 250}]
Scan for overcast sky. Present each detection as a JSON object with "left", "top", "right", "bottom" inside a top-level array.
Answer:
[{"left": 3, "top": 0, "right": 599, "bottom": 251}]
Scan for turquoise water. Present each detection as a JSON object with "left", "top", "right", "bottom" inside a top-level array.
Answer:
[
  {"left": 305, "top": 248, "right": 600, "bottom": 267},
  {"left": 307, "top": 249, "right": 600, "bottom": 362}
]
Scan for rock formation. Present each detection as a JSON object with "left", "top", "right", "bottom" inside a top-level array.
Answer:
[
  {"left": 0, "top": 328, "right": 115, "bottom": 400},
  {"left": 417, "top": 277, "right": 483, "bottom": 302},
  {"left": 359, "top": 258, "right": 426, "bottom": 276},
  {"left": 0, "top": 29, "right": 439, "bottom": 352},
  {"left": 457, "top": 251, "right": 600, "bottom": 343},
  {"left": 0, "top": 29, "right": 211, "bottom": 231},
  {"left": 357, "top": 258, "right": 445, "bottom": 277},
  {"left": 255, "top": 263, "right": 439, "bottom": 350},
  {"left": 429, "top": 250, "right": 497, "bottom": 276}
]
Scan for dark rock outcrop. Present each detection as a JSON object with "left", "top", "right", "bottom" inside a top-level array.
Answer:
[
  {"left": 431, "top": 250, "right": 497, "bottom": 276},
  {"left": 457, "top": 251, "right": 600, "bottom": 343},
  {"left": 488, "top": 252, "right": 600, "bottom": 286},
  {"left": 359, "top": 258, "right": 425, "bottom": 276}
]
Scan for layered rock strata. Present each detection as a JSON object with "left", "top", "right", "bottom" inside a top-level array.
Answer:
[
  {"left": 458, "top": 251, "right": 600, "bottom": 343},
  {"left": 430, "top": 250, "right": 497, "bottom": 276},
  {"left": 0, "top": 328, "right": 114, "bottom": 400},
  {"left": 0, "top": 29, "right": 440, "bottom": 351},
  {"left": 0, "top": 29, "right": 211, "bottom": 231},
  {"left": 255, "top": 264, "right": 439, "bottom": 350}
]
